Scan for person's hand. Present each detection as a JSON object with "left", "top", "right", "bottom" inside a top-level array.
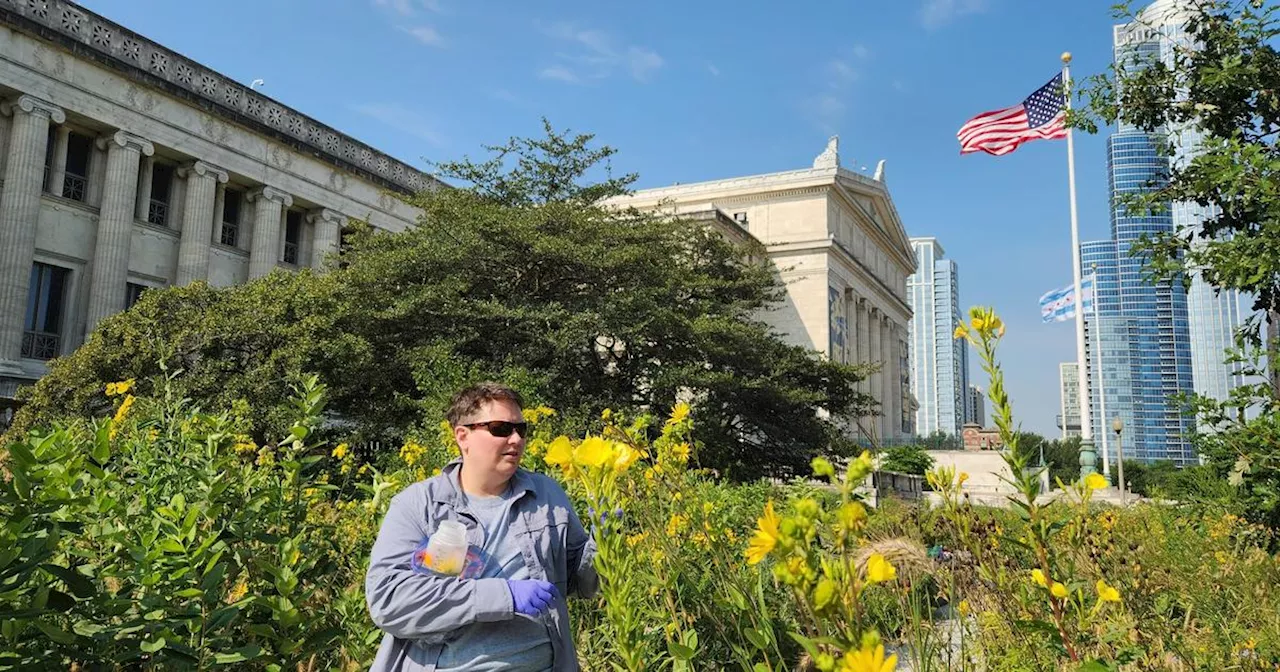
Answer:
[{"left": 508, "top": 579, "right": 557, "bottom": 616}]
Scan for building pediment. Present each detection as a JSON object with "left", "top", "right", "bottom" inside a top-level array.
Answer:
[{"left": 832, "top": 171, "right": 915, "bottom": 275}]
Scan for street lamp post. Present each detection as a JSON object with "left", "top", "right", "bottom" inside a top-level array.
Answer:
[{"left": 1112, "top": 417, "right": 1127, "bottom": 506}]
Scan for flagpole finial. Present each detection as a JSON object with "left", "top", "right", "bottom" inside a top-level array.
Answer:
[{"left": 1061, "top": 51, "right": 1072, "bottom": 64}]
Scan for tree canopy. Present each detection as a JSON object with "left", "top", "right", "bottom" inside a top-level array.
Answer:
[{"left": 9, "top": 122, "right": 873, "bottom": 479}]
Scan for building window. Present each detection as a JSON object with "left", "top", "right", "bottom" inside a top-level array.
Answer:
[
  {"left": 22, "top": 262, "right": 69, "bottom": 360},
  {"left": 283, "top": 210, "right": 302, "bottom": 265},
  {"left": 148, "top": 163, "right": 174, "bottom": 226},
  {"left": 61, "top": 131, "right": 92, "bottom": 202},
  {"left": 221, "top": 188, "right": 242, "bottom": 247},
  {"left": 125, "top": 282, "right": 149, "bottom": 309}
]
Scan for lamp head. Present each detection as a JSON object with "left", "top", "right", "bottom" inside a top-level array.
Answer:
[{"left": 1111, "top": 417, "right": 1124, "bottom": 434}]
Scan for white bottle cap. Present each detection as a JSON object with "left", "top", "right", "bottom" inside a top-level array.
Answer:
[{"left": 434, "top": 520, "right": 467, "bottom": 547}]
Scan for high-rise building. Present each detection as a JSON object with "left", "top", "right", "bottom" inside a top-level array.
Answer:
[
  {"left": 965, "top": 384, "right": 985, "bottom": 428},
  {"left": 1081, "top": 0, "right": 1215, "bottom": 465},
  {"left": 1057, "top": 363, "right": 1081, "bottom": 439},
  {"left": 906, "top": 238, "right": 969, "bottom": 437}
]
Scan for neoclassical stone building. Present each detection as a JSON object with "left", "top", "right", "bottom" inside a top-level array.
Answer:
[
  {"left": 0, "top": 0, "right": 434, "bottom": 404},
  {"left": 614, "top": 139, "right": 917, "bottom": 445}
]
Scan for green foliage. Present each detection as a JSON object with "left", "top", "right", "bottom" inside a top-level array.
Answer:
[
  {"left": 880, "top": 444, "right": 935, "bottom": 475},
  {"left": 10, "top": 122, "right": 872, "bottom": 480},
  {"left": 1026, "top": 433, "right": 1084, "bottom": 487},
  {"left": 0, "top": 374, "right": 350, "bottom": 669}
]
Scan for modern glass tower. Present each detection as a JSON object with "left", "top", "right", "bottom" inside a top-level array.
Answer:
[
  {"left": 907, "top": 238, "right": 969, "bottom": 437},
  {"left": 1081, "top": 0, "right": 1211, "bottom": 465}
]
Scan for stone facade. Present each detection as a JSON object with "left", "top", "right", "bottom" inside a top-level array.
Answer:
[
  {"left": 0, "top": 0, "right": 434, "bottom": 402},
  {"left": 612, "top": 138, "right": 916, "bottom": 445}
]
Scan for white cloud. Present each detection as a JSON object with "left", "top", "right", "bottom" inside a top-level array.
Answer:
[
  {"left": 373, "top": 0, "right": 445, "bottom": 15},
  {"left": 352, "top": 103, "right": 446, "bottom": 146},
  {"left": 399, "top": 25, "right": 445, "bottom": 47},
  {"left": 538, "top": 65, "right": 582, "bottom": 84},
  {"left": 707, "top": 63, "right": 720, "bottom": 76},
  {"left": 852, "top": 43, "right": 871, "bottom": 60},
  {"left": 627, "top": 47, "right": 664, "bottom": 82},
  {"left": 827, "top": 59, "right": 858, "bottom": 85},
  {"left": 919, "top": 0, "right": 989, "bottom": 30},
  {"left": 536, "top": 21, "right": 664, "bottom": 84}
]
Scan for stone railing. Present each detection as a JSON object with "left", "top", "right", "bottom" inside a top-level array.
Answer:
[{"left": 0, "top": 0, "right": 435, "bottom": 195}]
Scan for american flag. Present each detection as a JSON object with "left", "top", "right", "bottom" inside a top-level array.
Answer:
[{"left": 957, "top": 73, "right": 1068, "bottom": 156}]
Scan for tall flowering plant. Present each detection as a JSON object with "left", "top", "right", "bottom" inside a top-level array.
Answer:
[{"left": 743, "top": 450, "right": 905, "bottom": 672}]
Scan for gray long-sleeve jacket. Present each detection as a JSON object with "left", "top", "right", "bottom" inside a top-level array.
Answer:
[{"left": 365, "top": 461, "right": 598, "bottom": 671}]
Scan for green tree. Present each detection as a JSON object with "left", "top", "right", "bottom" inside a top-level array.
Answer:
[
  {"left": 879, "top": 444, "right": 934, "bottom": 475},
  {"left": 9, "top": 123, "right": 873, "bottom": 479}
]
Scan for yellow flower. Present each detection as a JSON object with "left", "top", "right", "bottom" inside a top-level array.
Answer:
[
  {"left": 1084, "top": 472, "right": 1108, "bottom": 491},
  {"left": 601, "top": 408, "right": 614, "bottom": 421},
  {"left": 224, "top": 580, "right": 248, "bottom": 604},
  {"left": 958, "top": 599, "right": 970, "bottom": 616},
  {"left": 1031, "top": 568, "right": 1048, "bottom": 588},
  {"left": 666, "top": 513, "right": 688, "bottom": 537},
  {"left": 544, "top": 436, "right": 573, "bottom": 468},
  {"left": 1050, "top": 582, "right": 1068, "bottom": 599},
  {"left": 745, "top": 500, "right": 780, "bottom": 565},
  {"left": 105, "top": 378, "right": 135, "bottom": 397},
  {"left": 256, "top": 446, "right": 275, "bottom": 467},
  {"left": 234, "top": 439, "right": 258, "bottom": 455},
  {"left": 667, "top": 402, "right": 691, "bottom": 426},
  {"left": 573, "top": 436, "right": 614, "bottom": 469},
  {"left": 626, "top": 532, "right": 648, "bottom": 547},
  {"left": 957, "top": 472, "right": 969, "bottom": 486},
  {"left": 671, "top": 442, "right": 691, "bottom": 463},
  {"left": 612, "top": 443, "right": 640, "bottom": 473},
  {"left": 113, "top": 394, "right": 136, "bottom": 424},
  {"left": 866, "top": 553, "right": 897, "bottom": 584},
  {"left": 331, "top": 443, "right": 349, "bottom": 459},
  {"left": 953, "top": 324, "right": 970, "bottom": 341},
  {"left": 840, "top": 642, "right": 897, "bottom": 672},
  {"left": 1095, "top": 579, "right": 1120, "bottom": 603}
]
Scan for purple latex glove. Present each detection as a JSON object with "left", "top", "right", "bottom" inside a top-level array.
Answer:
[{"left": 508, "top": 579, "right": 557, "bottom": 617}]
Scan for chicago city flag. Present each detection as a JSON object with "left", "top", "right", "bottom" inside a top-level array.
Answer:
[{"left": 1039, "top": 275, "right": 1095, "bottom": 323}]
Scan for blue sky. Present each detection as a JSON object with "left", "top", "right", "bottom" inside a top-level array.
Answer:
[{"left": 81, "top": 0, "right": 1131, "bottom": 438}]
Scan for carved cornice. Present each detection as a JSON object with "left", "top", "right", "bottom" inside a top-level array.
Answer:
[
  {"left": 95, "top": 130, "right": 154, "bottom": 156},
  {"left": 0, "top": 0, "right": 439, "bottom": 195},
  {"left": 247, "top": 185, "right": 292, "bottom": 208},
  {"left": 178, "top": 160, "right": 228, "bottom": 184}
]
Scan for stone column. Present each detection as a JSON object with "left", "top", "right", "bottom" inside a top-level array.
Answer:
[
  {"left": 87, "top": 131, "right": 153, "bottom": 332},
  {"left": 307, "top": 208, "right": 344, "bottom": 271},
  {"left": 868, "top": 307, "right": 883, "bottom": 440},
  {"left": 882, "top": 318, "right": 895, "bottom": 443},
  {"left": 0, "top": 96, "right": 64, "bottom": 369},
  {"left": 175, "top": 161, "right": 228, "bottom": 285},
  {"left": 886, "top": 321, "right": 900, "bottom": 442},
  {"left": 211, "top": 183, "right": 226, "bottom": 244},
  {"left": 48, "top": 125, "right": 70, "bottom": 197},
  {"left": 856, "top": 298, "right": 869, "bottom": 394},
  {"left": 247, "top": 186, "right": 292, "bottom": 279},
  {"left": 134, "top": 156, "right": 153, "bottom": 222}
]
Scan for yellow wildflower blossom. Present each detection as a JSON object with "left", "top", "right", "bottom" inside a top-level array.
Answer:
[
  {"left": 612, "top": 444, "right": 641, "bottom": 473},
  {"left": 671, "top": 442, "right": 691, "bottom": 463},
  {"left": 224, "top": 580, "right": 248, "bottom": 604},
  {"left": 105, "top": 378, "right": 135, "bottom": 397},
  {"left": 953, "top": 324, "right": 970, "bottom": 341},
  {"left": 544, "top": 436, "right": 573, "bottom": 468},
  {"left": 745, "top": 500, "right": 780, "bottom": 565},
  {"left": 666, "top": 513, "right": 688, "bottom": 537},
  {"left": 1084, "top": 472, "right": 1108, "bottom": 491},
  {"left": 256, "top": 446, "right": 275, "bottom": 467},
  {"left": 840, "top": 642, "right": 897, "bottom": 672},
  {"left": 573, "top": 436, "right": 614, "bottom": 469},
  {"left": 332, "top": 443, "right": 349, "bottom": 459},
  {"left": 1050, "top": 582, "right": 1069, "bottom": 599},
  {"left": 957, "top": 472, "right": 970, "bottom": 486},
  {"left": 866, "top": 553, "right": 897, "bottom": 584},
  {"left": 113, "top": 394, "right": 136, "bottom": 424},
  {"left": 667, "top": 402, "right": 691, "bottom": 427},
  {"left": 1031, "top": 569, "right": 1048, "bottom": 588},
  {"left": 1095, "top": 579, "right": 1120, "bottom": 603},
  {"left": 601, "top": 407, "right": 614, "bottom": 421},
  {"left": 400, "top": 441, "right": 426, "bottom": 467}
]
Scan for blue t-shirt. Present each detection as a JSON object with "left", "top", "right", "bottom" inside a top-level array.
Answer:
[{"left": 435, "top": 487, "right": 553, "bottom": 671}]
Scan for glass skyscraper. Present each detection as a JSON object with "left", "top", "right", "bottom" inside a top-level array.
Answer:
[
  {"left": 1081, "top": 0, "right": 1242, "bottom": 466},
  {"left": 907, "top": 238, "right": 969, "bottom": 437}
]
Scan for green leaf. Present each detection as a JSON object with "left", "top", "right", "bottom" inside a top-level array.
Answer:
[
  {"left": 214, "top": 645, "right": 261, "bottom": 664},
  {"left": 174, "top": 588, "right": 203, "bottom": 599},
  {"left": 1078, "top": 662, "right": 1114, "bottom": 672},
  {"left": 158, "top": 540, "right": 185, "bottom": 554},
  {"left": 206, "top": 605, "right": 240, "bottom": 633},
  {"left": 92, "top": 424, "right": 111, "bottom": 464},
  {"left": 72, "top": 620, "right": 107, "bottom": 637},
  {"left": 667, "top": 641, "right": 695, "bottom": 661},
  {"left": 140, "top": 636, "right": 166, "bottom": 653},
  {"left": 6, "top": 442, "right": 36, "bottom": 467},
  {"left": 42, "top": 564, "right": 95, "bottom": 599},
  {"left": 744, "top": 628, "right": 769, "bottom": 651},
  {"left": 35, "top": 620, "right": 77, "bottom": 644}
]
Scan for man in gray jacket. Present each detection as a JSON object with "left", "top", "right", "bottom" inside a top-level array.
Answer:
[{"left": 365, "top": 382, "right": 598, "bottom": 671}]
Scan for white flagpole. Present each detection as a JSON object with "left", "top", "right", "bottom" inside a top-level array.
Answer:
[{"left": 1062, "top": 52, "right": 1098, "bottom": 478}]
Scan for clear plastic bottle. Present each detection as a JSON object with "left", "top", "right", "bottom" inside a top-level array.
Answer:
[{"left": 422, "top": 520, "right": 468, "bottom": 576}]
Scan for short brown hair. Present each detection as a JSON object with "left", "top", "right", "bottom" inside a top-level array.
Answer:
[{"left": 446, "top": 382, "right": 524, "bottom": 427}]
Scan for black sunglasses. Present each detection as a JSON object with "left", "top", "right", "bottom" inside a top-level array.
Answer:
[{"left": 462, "top": 420, "right": 529, "bottom": 438}]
